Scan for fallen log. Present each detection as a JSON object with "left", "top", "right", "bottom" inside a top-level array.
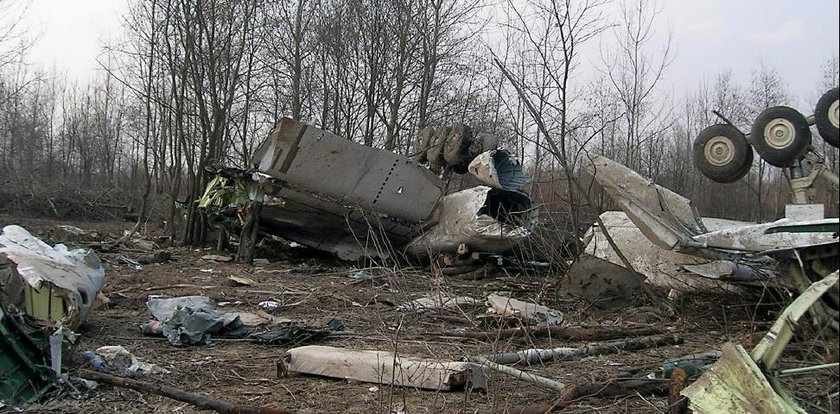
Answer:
[
  {"left": 481, "top": 334, "right": 683, "bottom": 365},
  {"left": 136, "top": 251, "right": 172, "bottom": 264},
  {"left": 424, "top": 324, "right": 666, "bottom": 342},
  {"left": 78, "top": 369, "right": 293, "bottom": 414}
]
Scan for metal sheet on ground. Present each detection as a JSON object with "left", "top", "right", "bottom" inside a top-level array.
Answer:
[
  {"left": 563, "top": 254, "right": 644, "bottom": 309},
  {"left": 282, "top": 345, "right": 488, "bottom": 391},
  {"left": 583, "top": 212, "right": 744, "bottom": 292}
]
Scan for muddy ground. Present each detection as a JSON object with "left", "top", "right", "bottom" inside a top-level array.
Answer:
[{"left": 2, "top": 215, "right": 838, "bottom": 413}]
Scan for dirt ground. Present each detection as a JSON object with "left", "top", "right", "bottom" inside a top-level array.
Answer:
[{"left": 1, "top": 215, "right": 838, "bottom": 413}]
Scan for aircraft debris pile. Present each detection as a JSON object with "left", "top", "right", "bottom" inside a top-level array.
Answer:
[
  {"left": 199, "top": 117, "right": 536, "bottom": 266},
  {"left": 0, "top": 225, "right": 106, "bottom": 405}
]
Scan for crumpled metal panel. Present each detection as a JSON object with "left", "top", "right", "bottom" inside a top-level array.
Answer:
[
  {"left": 681, "top": 342, "right": 797, "bottom": 414},
  {"left": 0, "top": 307, "right": 54, "bottom": 405},
  {"left": 405, "top": 186, "right": 535, "bottom": 255},
  {"left": 683, "top": 273, "right": 838, "bottom": 413},
  {"left": 693, "top": 218, "right": 839, "bottom": 253},
  {"left": 582, "top": 212, "right": 751, "bottom": 292},
  {"left": 584, "top": 154, "right": 705, "bottom": 250},
  {"left": 468, "top": 149, "right": 529, "bottom": 190},
  {"left": 562, "top": 254, "right": 643, "bottom": 308},
  {"left": 585, "top": 154, "right": 839, "bottom": 257},
  {"left": 485, "top": 294, "right": 566, "bottom": 326},
  {"left": 256, "top": 179, "right": 422, "bottom": 261},
  {"left": 0, "top": 225, "right": 105, "bottom": 329},
  {"left": 252, "top": 118, "right": 444, "bottom": 222}
]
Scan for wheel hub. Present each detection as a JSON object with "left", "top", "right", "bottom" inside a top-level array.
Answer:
[
  {"left": 763, "top": 118, "right": 796, "bottom": 149},
  {"left": 829, "top": 99, "right": 839, "bottom": 128},
  {"left": 704, "top": 136, "right": 735, "bottom": 166}
]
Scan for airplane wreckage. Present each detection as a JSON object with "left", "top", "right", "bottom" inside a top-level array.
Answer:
[
  {"left": 199, "top": 117, "right": 536, "bottom": 263},
  {"left": 580, "top": 88, "right": 839, "bottom": 324},
  {"left": 201, "top": 88, "right": 839, "bottom": 307},
  {"left": 0, "top": 225, "right": 106, "bottom": 404},
  {"left": 0, "top": 88, "right": 837, "bottom": 411},
  {"left": 579, "top": 88, "right": 839, "bottom": 412}
]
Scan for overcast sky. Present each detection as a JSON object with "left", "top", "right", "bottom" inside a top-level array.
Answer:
[
  {"left": 658, "top": 0, "right": 839, "bottom": 108},
  {"left": 21, "top": 0, "right": 840, "bottom": 109},
  {"left": 23, "top": 0, "right": 127, "bottom": 79}
]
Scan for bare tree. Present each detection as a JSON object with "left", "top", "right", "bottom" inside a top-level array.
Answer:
[
  {"left": 601, "top": 0, "right": 673, "bottom": 178},
  {"left": 0, "top": 0, "right": 31, "bottom": 73},
  {"left": 415, "top": 0, "right": 481, "bottom": 130},
  {"left": 493, "top": 0, "right": 609, "bottom": 237},
  {"left": 380, "top": 0, "right": 418, "bottom": 151},
  {"left": 816, "top": 55, "right": 839, "bottom": 215},
  {"left": 263, "top": 0, "right": 318, "bottom": 121}
]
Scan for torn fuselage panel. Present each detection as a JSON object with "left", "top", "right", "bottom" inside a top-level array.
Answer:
[
  {"left": 405, "top": 186, "right": 536, "bottom": 255},
  {"left": 256, "top": 178, "right": 423, "bottom": 261},
  {"left": 584, "top": 154, "right": 705, "bottom": 251},
  {"left": 581, "top": 211, "right": 770, "bottom": 292},
  {"left": 252, "top": 117, "right": 444, "bottom": 223},
  {"left": 0, "top": 225, "right": 105, "bottom": 330},
  {"left": 207, "top": 118, "right": 537, "bottom": 259},
  {"left": 468, "top": 149, "right": 530, "bottom": 190}
]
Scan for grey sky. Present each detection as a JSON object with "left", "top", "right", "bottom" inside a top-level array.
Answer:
[
  {"left": 658, "top": 0, "right": 839, "bottom": 109},
  {"left": 23, "top": 0, "right": 127, "bottom": 81},
  {"left": 21, "top": 0, "right": 839, "bottom": 109}
]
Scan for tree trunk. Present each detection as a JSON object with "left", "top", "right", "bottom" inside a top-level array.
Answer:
[{"left": 237, "top": 201, "right": 262, "bottom": 263}]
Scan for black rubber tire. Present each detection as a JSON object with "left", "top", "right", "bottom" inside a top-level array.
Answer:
[
  {"left": 426, "top": 126, "right": 450, "bottom": 172},
  {"left": 815, "top": 87, "right": 839, "bottom": 148},
  {"left": 412, "top": 127, "right": 434, "bottom": 163},
  {"left": 750, "top": 106, "right": 811, "bottom": 167},
  {"left": 443, "top": 124, "right": 474, "bottom": 174},
  {"left": 730, "top": 142, "right": 754, "bottom": 182},
  {"left": 693, "top": 124, "right": 753, "bottom": 183}
]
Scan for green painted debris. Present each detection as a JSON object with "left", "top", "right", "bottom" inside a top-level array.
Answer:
[{"left": 0, "top": 307, "right": 53, "bottom": 406}]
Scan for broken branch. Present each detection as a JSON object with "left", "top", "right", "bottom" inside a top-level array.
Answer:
[
  {"left": 78, "top": 369, "right": 293, "bottom": 414},
  {"left": 511, "top": 377, "right": 670, "bottom": 413},
  {"left": 467, "top": 356, "right": 565, "bottom": 391},
  {"left": 423, "top": 324, "right": 666, "bottom": 342},
  {"left": 480, "top": 334, "right": 684, "bottom": 365}
]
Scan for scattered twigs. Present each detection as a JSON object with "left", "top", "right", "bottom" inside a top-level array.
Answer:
[
  {"left": 110, "top": 283, "right": 220, "bottom": 295},
  {"left": 460, "top": 334, "right": 683, "bottom": 403},
  {"left": 508, "top": 350, "right": 720, "bottom": 413},
  {"left": 423, "top": 324, "right": 667, "bottom": 342},
  {"left": 77, "top": 370, "right": 293, "bottom": 414},
  {"left": 510, "top": 378, "right": 670, "bottom": 414}
]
